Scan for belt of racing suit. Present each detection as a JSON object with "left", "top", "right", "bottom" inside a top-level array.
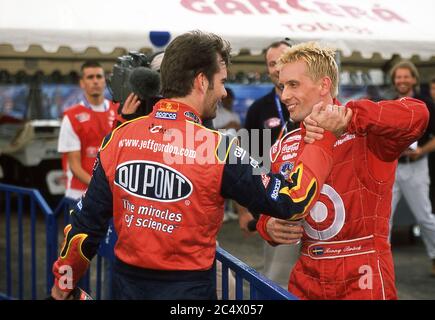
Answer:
[
  {"left": 114, "top": 257, "right": 214, "bottom": 281},
  {"left": 301, "top": 235, "right": 378, "bottom": 260}
]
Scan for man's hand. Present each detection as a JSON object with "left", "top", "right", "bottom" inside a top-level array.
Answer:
[
  {"left": 265, "top": 218, "right": 303, "bottom": 245},
  {"left": 304, "top": 102, "right": 353, "bottom": 142},
  {"left": 51, "top": 285, "right": 73, "bottom": 300},
  {"left": 304, "top": 112, "right": 324, "bottom": 144},
  {"left": 408, "top": 147, "right": 424, "bottom": 161},
  {"left": 122, "top": 93, "right": 141, "bottom": 115},
  {"left": 235, "top": 204, "right": 256, "bottom": 237}
]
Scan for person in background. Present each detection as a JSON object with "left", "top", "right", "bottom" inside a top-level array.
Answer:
[
  {"left": 244, "top": 40, "right": 296, "bottom": 159},
  {"left": 389, "top": 61, "right": 435, "bottom": 277},
  {"left": 57, "top": 61, "right": 118, "bottom": 299},
  {"left": 243, "top": 40, "right": 300, "bottom": 288},
  {"left": 57, "top": 60, "right": 117, "bottom": 201},
  {"left": 213, "top": 87, "right": 241, "bottom": 134}
]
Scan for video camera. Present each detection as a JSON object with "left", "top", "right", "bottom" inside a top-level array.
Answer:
[{"left": 108, "top": 51, "right": 161, "bottom": 116}]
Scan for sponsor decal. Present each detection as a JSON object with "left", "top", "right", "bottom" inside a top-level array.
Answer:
[
  {"left": 115, "top": 160, "right": 193, "bottom": 202},
  {"left": 271, "top": 144, "right": 278, "bottom": 154},
  {"left": 261, "top": 174, "right": 271, "bottom": 188},
  {"left": 158, "top": 101, "right": 179, "bottom": 112},
  {"left": 77, "top": 199, "right": 83, "bottom": 210},
  {"left": 75, "top": 112, "right": 90, "bottom": 122},
  {"left": 184, "top": 111, "right": 201, "bottom": 124},
  {"left": 264, "top": 117, "right": 281, "bottom": 129},
  {"left": 280, "top": 162, "right": 294, "bottom": 180},
  {"left": 311, "top": 246, "right": 324, "bottom": 256},
  {"left": 122, "top": 198, "right": 183, "bottom": 235},
  {"left": 334, "top": 133, "right": 356, "bottom": 147},
  {"left": 149, "top": 124, "right": 166, "bottom": 134},
  {"left": 304, "top": 184, "right": 345, "bottom": 240},
  {"left": 281, "top": 142, "right": 299, "bottom": 154},
  {"left": 283, "top": 134, "right": 301, "bottom": 144},
  {"left": 282, "top": 153, "right": 297, "bottom": 161},
  {"left": 270, "top": 178, "right": 281, "bottom": 201},
  {"left": 155, "top": 111, "right": 177, "bottom": 120}
]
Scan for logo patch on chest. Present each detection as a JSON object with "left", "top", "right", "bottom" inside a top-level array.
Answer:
[{"left": 115, "top": 160, "right": 193, "bottom": 202}]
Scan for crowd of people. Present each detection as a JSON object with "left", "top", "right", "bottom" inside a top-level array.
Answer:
[{"left": 51, "top": 31, "right": 434, "bottom": 300}]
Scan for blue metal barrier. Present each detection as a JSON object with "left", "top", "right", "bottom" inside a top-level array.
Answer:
[
  {"left": 216, "top": 247, "right": 296, "bottom": 300},
  {"left": 0, "top": 183, "right": 56, "bottom": 300},
  {"left": 1, "top": 183, "right": 297, "bottom": 300}
]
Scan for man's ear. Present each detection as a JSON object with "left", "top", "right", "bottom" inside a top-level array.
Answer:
[
  {"left": 79, "top": 78, "right": 85, "bottom": 90},
  {"left": 319, "top": 76, "right": 332, "bottom": 97},
  {"left": 195, "top": 73, "right": 208, "bottom": 93}
]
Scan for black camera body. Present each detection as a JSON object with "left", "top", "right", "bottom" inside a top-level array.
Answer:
[{"left": 108, "top": 52, "right": 161, "bottom": 116}]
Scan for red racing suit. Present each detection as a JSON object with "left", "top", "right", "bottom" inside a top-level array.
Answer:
[
  {"left": 61, "top": 101, "right": 118, "bottom": 193},
  {"left": 52, "top": 99, "right": 339, "bottom": 293},
  {"left": 257, "top": 97, "right": 429, "bottom": 300}
]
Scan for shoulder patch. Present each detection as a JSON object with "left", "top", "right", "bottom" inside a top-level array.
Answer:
[{"left": 270, "top": 128, "right": 302, "bottom": 163}]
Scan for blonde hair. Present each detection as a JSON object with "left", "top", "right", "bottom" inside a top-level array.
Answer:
[{"left": 278, "top": 42, "right": 338, "bottom": 97}]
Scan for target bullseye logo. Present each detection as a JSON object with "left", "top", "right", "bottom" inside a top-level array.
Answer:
[{"left": 303, "top": 184, "right": 346, "bottom": 240}]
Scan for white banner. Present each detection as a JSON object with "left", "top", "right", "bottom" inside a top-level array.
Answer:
[{"left": 1, "top": 0, "right": 434, "bottom": 58}]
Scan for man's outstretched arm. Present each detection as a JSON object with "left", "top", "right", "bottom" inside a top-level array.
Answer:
[{"left": 51, "top": 153, "right": 113, "bottom": 299}]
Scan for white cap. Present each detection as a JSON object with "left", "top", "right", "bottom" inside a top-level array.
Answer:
[{"left": 150, "top": 52, "right": 164, "bottom": 72}]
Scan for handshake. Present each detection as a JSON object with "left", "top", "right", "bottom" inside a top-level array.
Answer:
[{"left": 303, "top": 102, "right": 353, "bottom": 144}]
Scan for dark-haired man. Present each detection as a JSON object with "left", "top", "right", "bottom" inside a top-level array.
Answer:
[{"left": 58, "top": 61, "right": 117, "bottom": 201}]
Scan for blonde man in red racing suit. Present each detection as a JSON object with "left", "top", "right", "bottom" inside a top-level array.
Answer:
[{"left": 256, "top": 42, "right": 429, "bottom": 300}]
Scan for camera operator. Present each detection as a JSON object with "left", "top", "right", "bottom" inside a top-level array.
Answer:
[{"left": 109, "top": 52, "right": 162, "bottom": 127}]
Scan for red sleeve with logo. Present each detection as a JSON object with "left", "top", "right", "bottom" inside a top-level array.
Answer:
[{"left": 257, "top": 130, "right": 337, "bottom": 243}]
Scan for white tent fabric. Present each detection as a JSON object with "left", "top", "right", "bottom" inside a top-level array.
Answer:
[{"left": 1, "top": 0, "right": 434, "bottom": 59}]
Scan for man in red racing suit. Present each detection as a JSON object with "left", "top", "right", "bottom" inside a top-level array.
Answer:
[{"left": 256, "top": 42, "right": 429, "bottom": 300}]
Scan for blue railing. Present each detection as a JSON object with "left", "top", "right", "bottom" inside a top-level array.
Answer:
[
  {"left": 0, "top": 183, "right": 56, "bottom": 300},
  {"left": 216, "top": 247, "right": 296, "bottom": 300},
  {"left": 1, "top": 183, "right": 296, "bottom": 300}
]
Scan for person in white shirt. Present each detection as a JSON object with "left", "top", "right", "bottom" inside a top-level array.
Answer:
[{"left": 58, "top": 61, "right": 117, "bottom": 200}]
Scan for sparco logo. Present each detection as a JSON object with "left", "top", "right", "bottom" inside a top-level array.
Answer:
[
  {"left": 270, "top": 178, "right": 281, "bottom": 201},
  {"left": 115, "top": 161, "right": 192, "bottom": 202},
  {"left": 155, "top": 111, "right": 177, "bottom": 120}
]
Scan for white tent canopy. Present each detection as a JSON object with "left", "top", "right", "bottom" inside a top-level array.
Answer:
[{"left": 1, "top": 0, "right": 435, "bottom": 59}]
